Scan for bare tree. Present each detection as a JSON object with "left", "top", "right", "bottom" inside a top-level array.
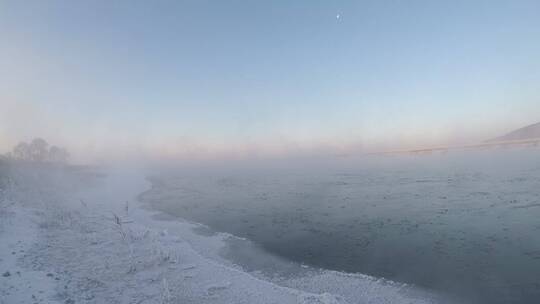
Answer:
[
  {"left": 12, "top": 142, "right": 31, "bottom": 160},
  {"left": 48, "top": 145, "right": 69, "bottom": 163},
  {"left": 10, "top": 138, "right": 69, "bottom": 163},
  {"left": 29, "top": 138, "right": 49, "bottom": 162}
]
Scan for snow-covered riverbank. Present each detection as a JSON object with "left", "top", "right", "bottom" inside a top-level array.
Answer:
[{"left": 0, "top": 162, "right": 441, "bottom": 304}]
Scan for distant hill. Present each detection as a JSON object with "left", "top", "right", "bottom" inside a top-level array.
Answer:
[
  {"left": 488, "top": 122, "right": 540, "bottom": 142},
  {"left": 370, "top": 122, "right": 540, "bottom": 155}
]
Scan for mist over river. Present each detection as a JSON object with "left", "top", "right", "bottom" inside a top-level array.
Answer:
[{"left": 141, "top": 148, "right": 540, "bottom": 304}]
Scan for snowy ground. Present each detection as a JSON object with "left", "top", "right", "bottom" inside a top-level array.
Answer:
[{"left": 0, "top": 161, "right": 441, "bottom": 304}]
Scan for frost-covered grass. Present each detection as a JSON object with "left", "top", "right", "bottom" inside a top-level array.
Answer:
[
  {"left": 0, "top": 160, "right": 15, "bottom": 230},
  {"left": 27, "top": 206, "right": 188, "bottom": 303}
]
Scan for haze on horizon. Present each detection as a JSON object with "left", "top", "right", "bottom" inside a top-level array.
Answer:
[{"left": 1, "top": 0, "right": 539, "bottom": 162}]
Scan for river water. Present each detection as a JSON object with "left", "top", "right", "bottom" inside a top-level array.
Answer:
[{"left": 141, "top": 148, "right": 540, "bottom": 303}]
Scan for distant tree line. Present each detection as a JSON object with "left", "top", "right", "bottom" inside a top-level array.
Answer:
[{"left": 6, "top": 138, "right": 69, "bottom": 163}]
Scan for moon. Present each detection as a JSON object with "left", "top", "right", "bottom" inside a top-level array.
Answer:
[{"left": 336, "top": 14, "right": 341, "bottom": 20}]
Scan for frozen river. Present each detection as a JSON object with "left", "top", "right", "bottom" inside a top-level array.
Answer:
[{"left": 142, "top": 148, "right": 540, "bottom": 304}]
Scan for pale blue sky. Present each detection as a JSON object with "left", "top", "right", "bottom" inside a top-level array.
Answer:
[{"left": 1, "top": 0, "right": 539, "bottom": 160}]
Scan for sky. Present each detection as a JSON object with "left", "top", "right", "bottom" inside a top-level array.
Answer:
[{"left": 1, "top": 0, "right": 539, "bottom": 162}]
